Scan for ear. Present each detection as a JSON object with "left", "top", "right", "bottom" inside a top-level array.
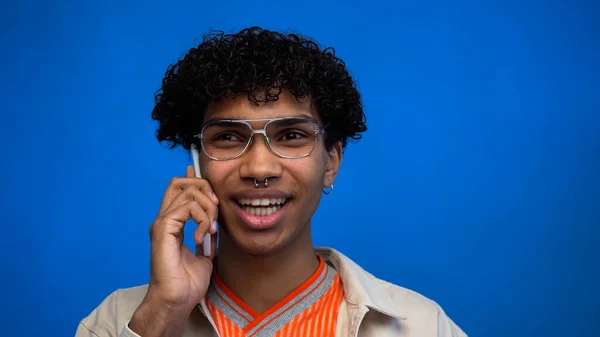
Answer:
[{"left": 323, "top": 141, "right": 343, "bottom": 188}]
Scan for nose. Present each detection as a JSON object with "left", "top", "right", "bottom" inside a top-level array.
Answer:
[{"left": 238, "top": 134, "right": 283, "bottom": 185}]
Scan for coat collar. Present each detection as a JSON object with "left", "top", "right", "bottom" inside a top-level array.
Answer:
[{"left": 315, "top": 247, "right": 407, "bottom": 320}]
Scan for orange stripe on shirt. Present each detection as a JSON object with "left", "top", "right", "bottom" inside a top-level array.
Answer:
[
  {"left": 206, "top": 255, "right": 344, "bottom": 337},
  {"left": 276, "top": 275, "right": 343, "bottom": 337},
  {"left": 246, "top": 266, "right": 330, "bottom": 335}
]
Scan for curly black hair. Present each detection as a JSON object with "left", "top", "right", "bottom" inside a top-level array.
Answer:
[{"left": 151, "top": 26, "right": 367, "bottom": 151}]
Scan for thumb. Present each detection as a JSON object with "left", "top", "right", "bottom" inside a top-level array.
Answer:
[{"left": 186, "top": 165, "right": 196, "bottom": 178}]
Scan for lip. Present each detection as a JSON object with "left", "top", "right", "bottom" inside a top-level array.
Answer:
[{"left": 232, "top": 197, "right": 290, "bottom": 231}]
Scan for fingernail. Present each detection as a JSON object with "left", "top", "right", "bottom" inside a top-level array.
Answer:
[
  {"left": 211, "top": 192, "right": 218, "bottom": 203},
  {"left": 211, "top": 220, "right": 217, "bottom": 232}
]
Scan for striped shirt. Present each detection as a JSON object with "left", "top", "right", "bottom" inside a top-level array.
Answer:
[{"left": 205, "top": 255, "right": 344, "bottom": 337}]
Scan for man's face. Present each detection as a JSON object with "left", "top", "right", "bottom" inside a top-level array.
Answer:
[{"left": 200, "top": 91, "right": 341, "bottom": 256}]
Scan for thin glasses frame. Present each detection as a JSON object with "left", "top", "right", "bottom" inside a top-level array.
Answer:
[{"left": 193, "top": 116, "right": 329, "bottom": 161}]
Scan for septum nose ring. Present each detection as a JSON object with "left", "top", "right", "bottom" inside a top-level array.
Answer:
[{"left": 254, "top": 178, "right": 268, "bottom": 188}]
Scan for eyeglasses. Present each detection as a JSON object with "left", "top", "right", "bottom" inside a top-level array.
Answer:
[{"left": 194, "top": 116, "right": 328, "bottom": 161}]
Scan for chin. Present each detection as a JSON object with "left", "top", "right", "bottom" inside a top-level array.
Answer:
[
  {"left": 234, "top": 231, "right": 291, "bottom": 256},
  {"left": 218, "top": 222, "right": 295, "bottom": 257}
]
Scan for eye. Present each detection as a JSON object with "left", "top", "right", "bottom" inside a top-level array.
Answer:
[
  {"left": 214, "top": 133, "right": 242, "bottom": 142},
  {"left": 280, "top": 130, "right": 307, "bottom": 141}
]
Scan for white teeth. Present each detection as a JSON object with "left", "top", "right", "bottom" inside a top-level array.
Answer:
[
  {"left": 237, "top": 198, "right": 288, "bottom": 216},
  {"left": 238, "top": 198, "right": 287, "bottom": 206},
  {"left": 242, "top": 205, "right": 282, "bottom": 216}
]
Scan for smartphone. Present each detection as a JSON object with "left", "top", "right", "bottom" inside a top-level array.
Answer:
[{"left": 191, "top": 143, "right": 213, "bottom": 257}]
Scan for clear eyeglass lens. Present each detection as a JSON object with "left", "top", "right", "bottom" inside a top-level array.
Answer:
[{"left": 201, "top": 118, "right": 318, "bottom": 159}]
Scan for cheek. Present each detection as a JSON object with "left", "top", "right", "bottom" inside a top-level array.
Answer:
[
  {"left": 287, "top": 160, "right": 326, "bottom": 191},
  {"left": 201, "top": 162, "right": 237, "bottom": 190}
]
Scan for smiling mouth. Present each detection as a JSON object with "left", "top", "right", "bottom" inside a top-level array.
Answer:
[{"left": 236, "top": 198, "right": 289, "bottom": 216}]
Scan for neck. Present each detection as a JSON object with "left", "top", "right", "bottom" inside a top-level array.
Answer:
[{"left": 215, "top": 227, "right": 319, "bottom": 314}]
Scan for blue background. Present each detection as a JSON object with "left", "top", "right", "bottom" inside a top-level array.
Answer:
[{"left": 1, "top": 0, "right": 599, "bottom": 336}]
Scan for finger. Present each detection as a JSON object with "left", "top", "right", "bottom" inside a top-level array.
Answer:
[
  {"left": 186, "top": 165, "right": 195, "bottom": 178},
  {"left": 163, "top": 185, "right": 218, "bottom": 224},
  {"left": 184, "top": 165, "right": 219, "bottom": 203},
  {"left": 159, "top": 177, "right": 185, "bottom": 215},
  {"left": 151, "top": 200, "right": 211, "bottom": 241},
  {"left": 194, "top": 219, "right": 217, "bottom": 245},
  {"left": 195, "top": 226, "right": 218, "bottom": 261},
  {"left": 159, "top": 176, "right": 219, "bottom": 215},
  {"left": 158, "top": 167, "right": 193, "bottom": 214}
]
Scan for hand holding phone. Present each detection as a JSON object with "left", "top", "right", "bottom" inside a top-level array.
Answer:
[{"left": 129, "top": 162, "right": 218, "bottom": 336}]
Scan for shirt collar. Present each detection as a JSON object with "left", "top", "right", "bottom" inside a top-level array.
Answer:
[
  {"left": 314, "top": 246, "right": 407, "bottom": 320},
  {"left": 198, "top": 247, "right": 408, "bottom": 321}
]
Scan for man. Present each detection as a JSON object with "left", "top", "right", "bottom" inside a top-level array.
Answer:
[{"left": 76, "top": 27, "right": 467, "bottom": 337}]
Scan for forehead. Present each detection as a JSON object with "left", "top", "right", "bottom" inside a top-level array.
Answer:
[{"left": 203, "top": 90, "right": 319, "bottom": 123}]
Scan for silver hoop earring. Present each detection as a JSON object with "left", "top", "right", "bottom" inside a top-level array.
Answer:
[{"left": 323, "top": 183, "right": 334, "bottom": 195}]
